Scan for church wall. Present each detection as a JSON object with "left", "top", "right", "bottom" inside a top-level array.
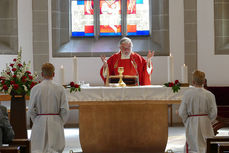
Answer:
[
  {"left": 197, "top": 0, "right": 229, "bottom": 86},
  {"left": 18, "top": 0, "right": 33, "bottom": 71},
  {"left": 0, "top": 0, "right": 33, "bottom": 72}
]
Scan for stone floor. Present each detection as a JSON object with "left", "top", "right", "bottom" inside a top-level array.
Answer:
[{"left": 27, "top": 126, "right": 229, "bottom": 153}]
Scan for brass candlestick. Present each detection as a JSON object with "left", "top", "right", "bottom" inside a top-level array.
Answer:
[{"left": 118, "top": 67, "right": 126, "bottom": 87}]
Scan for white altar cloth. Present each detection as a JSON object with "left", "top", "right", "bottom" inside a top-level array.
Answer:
[{"left": 66, "top": 85, "right": 191, "bottom": 102}]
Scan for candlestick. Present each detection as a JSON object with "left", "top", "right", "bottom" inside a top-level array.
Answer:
[
  {"left": 168, "top": 54, "right": 174, "bottom": 82},
  {"left": 60, "top": 65, "right": 64, "bottom": 85},
  {"left": 181, "top": 64, "right": 188, "bottom": 83},
  {"left": 73, "top": 56, "right": 78, "bottom": 82}
]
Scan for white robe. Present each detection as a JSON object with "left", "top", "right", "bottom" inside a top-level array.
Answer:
[
  {"left": 179, "top": 87, "right": 217, "bottom": 153},
  {"left": 28, "top": 80, "right": 70, "bottom": 153}
]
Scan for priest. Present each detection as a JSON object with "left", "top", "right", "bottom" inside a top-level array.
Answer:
[{"left": 100, "top": 37, "right": 154, "bottom": 85}]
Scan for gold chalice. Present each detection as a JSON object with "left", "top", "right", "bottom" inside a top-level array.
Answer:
[{"left": 118, "top": 67, "right": 126, "bottom": 87}]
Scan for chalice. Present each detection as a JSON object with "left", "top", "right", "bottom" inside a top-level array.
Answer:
[{"left": 118, "top": 67, "right": 126, "bottom": 87}]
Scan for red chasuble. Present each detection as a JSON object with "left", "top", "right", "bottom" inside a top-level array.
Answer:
[{"left": 100, "top": 52, "right": 153, "bottom": 85}]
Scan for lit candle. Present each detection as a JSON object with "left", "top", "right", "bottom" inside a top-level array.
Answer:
[
  {"left": 60, "top": 65, "right": 64, "bottom": 85},
  {"left": 181, "top": 64, "right": 188, "bottom": 83},
  {"left": 168, "top": 54, "right": 174, "bottom": 82},
  {"left": 73, "top": 56, "right": 78, "bottom": 82}
]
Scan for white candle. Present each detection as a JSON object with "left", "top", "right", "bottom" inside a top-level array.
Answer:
[
  {"left": 73, "top": 56, "right": 78, "bottom": 82},
  {"left": 168, "top": 54, "right": 174, "bottom": 82},
  {"left": 60, "top": 65, "right": 64, "bottom": 85},
  {"left": 181, "top": 64, "right": 188, "bottom": 83}
]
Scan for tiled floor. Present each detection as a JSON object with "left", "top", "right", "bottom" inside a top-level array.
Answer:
[{"left": 28, "top": 126, "right": 229, "bottom": 153}]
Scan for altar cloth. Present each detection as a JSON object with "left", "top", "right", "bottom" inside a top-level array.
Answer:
[{"left": 66, "top": 85, "right": 191, "bottom": 102}]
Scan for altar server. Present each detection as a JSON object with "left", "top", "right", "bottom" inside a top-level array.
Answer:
[
  {"left": 100, "top": 37, "right": 154, "bottom": 85},
  {"left": 28, "top": 63, "right": 69, "bottom": 153},
  {"left": 179, "top": 70, "right": 217, "bottom": 153}
]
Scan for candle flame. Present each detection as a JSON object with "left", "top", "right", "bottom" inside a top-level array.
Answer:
[{"left": 60, "top": 65, "right": 64, "bottom": 69}]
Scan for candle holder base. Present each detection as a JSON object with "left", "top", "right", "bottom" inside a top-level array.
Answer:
[{"left": 180, "top": 83, "right": 189, "bottom": 87}]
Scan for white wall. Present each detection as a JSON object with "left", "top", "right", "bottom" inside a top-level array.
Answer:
[
  {"left": 197, "top": 0, "right": 229, "bottom": 86},
  {"left": 0, "top": 0, "right": 33, "bottom": 73},
  {"left": 169, "top": 0, "right": 185, "bottom": 83},
  {"left": 18, "top": 0, "right": 33, "bottom": 69}
]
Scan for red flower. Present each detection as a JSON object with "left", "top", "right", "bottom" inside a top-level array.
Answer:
[
  {"left": 74, "top": 84, "right": 79, "bottom": 88},
  {"left": 13, "top": 84, "right": 19, "bottom": 90},
  {"left": 18, "top": 63, "right": 23, "bottom": 67},
  {"left": 1, "top": 80, "right": 5, "bottom": 85},
  {"left": 25, "top": 71, "right": 31, "bottom": 74},
  {"left": 2, "top": 85, "right": 8, "bottom": 90},
  {"left": 21, "top": 76, "right": 27, "bottom": 82},
  {"left": 30, "top": 82, "right": 36, "bottom": 89},
  {"left": 70, "top": 81, "right": 75, "bottom": 87},
  {"left": 12, "top": 68, "right": 17, "bottom": 72},
  {"left": 0, "top": 76, "right": 5, "bottom": 80},
  {"left": 175, "top": 80, "right": 179, "bottom": 84},
  {"left": 169, "top": 82, "right": 174, "bottom": 87},
  {"left": 0, "top": 49, "right": 38, "bottom": 95},
  {"left": 10, "top": 80, "right": 15, "bottom": 84},
  {"left": 28, "top": 75, "right": 33, "bottom": 80},
  {"left": 69, "top": 81, "right": 81, "bottom": 93}
]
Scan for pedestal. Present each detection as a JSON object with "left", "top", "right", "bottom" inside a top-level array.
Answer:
[{"left": 10, "top": 94, "right": 27, "bottom": 139}]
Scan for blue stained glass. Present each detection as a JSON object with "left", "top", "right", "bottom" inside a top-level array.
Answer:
[
  {"left": 100, "top": 32, "right": 121, "bottom": 36},
  {"left": 127, "top": 31, "right": 150, "bottom": 36},
  {"left": 136, "top": 0, "right": 143, "bottom": 4},
  {"left": 72, "top": 32, "right": 94, "bottom": 37},
  {"left": 77, "top": 0, "right": 84, "bottom": 5}
]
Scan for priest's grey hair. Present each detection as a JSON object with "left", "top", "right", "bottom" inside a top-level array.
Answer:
[{"left": 119, "top": 37, "right": 133, "bottom": 48}]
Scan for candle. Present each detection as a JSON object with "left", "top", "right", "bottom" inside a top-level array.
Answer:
[
  {"left": 73, "top": 56, "right": 78, "bottom": 82},
  {"left": 168, "top": 54, "right": 174, "bottom": 82},
  {"left": 60, "top": 65, "right": 64, "bottom": 85},
  {"left": 181, "top": 64, "right": 188, "bottom": 83}
]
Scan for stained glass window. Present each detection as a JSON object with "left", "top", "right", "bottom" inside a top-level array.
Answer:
[
  {"left": 99, "top": 0, "right": 121, "bottom": 36},
  {"left": 71, "top": 0, "right": 150, "bottom": 37},
  {"left": 71, "top": 0, "right": 94, "bottom": 37},
  {"left": 127, "top": 0, "right": 150, "bottom": 36}
]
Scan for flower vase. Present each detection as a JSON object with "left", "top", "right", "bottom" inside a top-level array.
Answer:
[{"left": 10, "top": 93, "right": 27, "bottom": 139}]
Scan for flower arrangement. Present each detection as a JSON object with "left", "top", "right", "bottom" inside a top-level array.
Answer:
[
  {"left": 164, "top": 80, "right": 181, "bottom": 93},
  {"left": 0, "top": 48, "right": 38, "bottom": 95},
  {"left": 69, "top": 81, "right": 81, "bottom": 93}
]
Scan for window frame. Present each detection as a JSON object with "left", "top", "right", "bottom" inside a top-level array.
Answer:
[
  {"left": 52, "top": 0, "right": 170, "bottom": 57},
  {"left": 70, "top": 0, "right": 151, "bottom": 38}
]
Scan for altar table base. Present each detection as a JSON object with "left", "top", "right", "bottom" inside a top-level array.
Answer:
[{"left": 76, "top": 101, "right": 174, "bottom": 153}]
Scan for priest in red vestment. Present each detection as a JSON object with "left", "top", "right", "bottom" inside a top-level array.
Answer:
[{"left": 100, "top": 37, "right": 154, "bottom": 85}]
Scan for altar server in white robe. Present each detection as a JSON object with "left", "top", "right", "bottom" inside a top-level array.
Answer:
[
  {"left": 28, "top": 63, "right": 69, "bottom": 153},
  {"left": 179, "top": 70, "right": 217, "bottom": 153}
]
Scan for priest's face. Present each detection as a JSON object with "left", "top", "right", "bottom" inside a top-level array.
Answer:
[{"left": 120, "top": 43, "right": 132, "bottom": 57}]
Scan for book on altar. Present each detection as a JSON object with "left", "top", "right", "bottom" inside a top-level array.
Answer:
[{"left": 106, "top": 75, "right": 139, "bottom": 86}]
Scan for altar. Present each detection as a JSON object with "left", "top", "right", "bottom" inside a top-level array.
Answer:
[{"left": 67, "top": 85, "right": 189, "bottom": 153}]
